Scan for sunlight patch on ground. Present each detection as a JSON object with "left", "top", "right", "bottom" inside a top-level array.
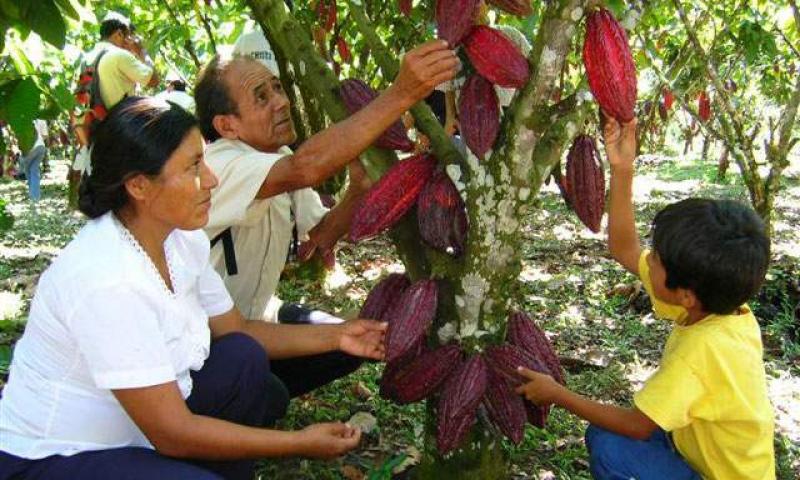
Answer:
[
  {"left": 0, "top": 291, "right": 24, "bottom": 320},
  {"left": 360, "top": 261, "right": 404, "bottom": 281},
  {"left": 324, "top": 263, "right": 352, "bottom": 290},
  {"left": 518, "top": 265, "right": 553, "bottom": 283},
  {"left": 768, "top": 369, "right": 800, "bottom": 442}
]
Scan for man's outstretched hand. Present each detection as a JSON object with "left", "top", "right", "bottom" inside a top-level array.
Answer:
[
  {"left": 392, "top": 40, "right": 460, "bottom": 105},
  {"left": 338, "top": 319, "right": 387, "bottom": 360}
]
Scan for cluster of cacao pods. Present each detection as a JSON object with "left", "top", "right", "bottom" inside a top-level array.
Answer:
[
  {"left": 557, "top": 134, "right": 606, "bottom": 233},
  {"left": 349, "top": 153, "right": 469, "bottom": 257},
  {"left": 363, "top": 274, "right": 565, "bottom": 453},
  {"left": 435, "top": 0, "right": 531, "bottom": 158},
  {"left": 583, "top": 8, "right": 637, "bottom": 123}
]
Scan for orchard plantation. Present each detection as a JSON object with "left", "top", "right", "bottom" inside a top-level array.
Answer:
[{"left": 1, "top": 0, "right": 799, "bottom": 478}]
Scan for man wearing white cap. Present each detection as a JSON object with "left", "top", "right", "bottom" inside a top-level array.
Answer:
[{"left": 194, "top": 30, "right": 458, "bottom": 395}]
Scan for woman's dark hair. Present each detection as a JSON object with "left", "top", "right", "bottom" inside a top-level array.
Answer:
[
  {"left": 651, "top": 198, "right": 770, "bottom": 314},
  {"left": 78, "top": 96, "right": 198, "bottom": 219}
]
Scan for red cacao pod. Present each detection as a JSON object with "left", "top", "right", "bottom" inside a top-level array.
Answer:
[
  {"left": 349, "top": 153, "right": 437, "bottom": 242},
  {"left": 360, "top": 273, "right": 411, "bottom": 321},
  {"left": 417, "top": 169, "right": 469, "bottom": 257},
  {"left": 463, "top": 25, "right": 530, "bottom": 88},
  {"left": 487, "top": 0, "right": 532, "bottom": 17},
  {"left": 336, "top": 37, "right": 352, "bottom": 63},
  {"left": 484, "top": 344, "right": 548, "bottom": 387},
  {"left": 506, "top": 311, "right": 565, "bottom": 385},
  {"left": 698, "top": 91, "right": 711, "bottom": 122},
  {"left": 483, "top": 366, "right": 526, "bottom": 443},
  {"left": 399, "top": 0, "right": 412, "bottom": 16},
  {"left": 436, "top": 0, "right": 480, "bottom": 47},
  {"left": 437, "top": 355, "right": 488, "bottom": 454},
  {"left": 565, "top": 135, "right": 605, "bottom": 233},
  {"left": 316, "top": 0, "right": 337, "bottom": 32},
  {"left": 380, "top": 344, "right": 463, "bottom": 404},
  {"left": 663, "top": 88, "right": 674, "bottom": 110},
  {"left": 583, "top": 8, "right": 637, "bottom": 122},
  {"left": 384, "top": 280, "right": 438, "bottom": 363},
  {"left": 459, "top": 73, "right": 500, "bottom": 158},
  {"left": 526, "top": 402, "right": 550, "bottom": 428},
  {"left": 340, "top": 79, "right": 414, "bottom": 152}
]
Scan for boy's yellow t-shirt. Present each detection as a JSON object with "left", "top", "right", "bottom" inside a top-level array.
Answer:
[{"left": 633, "top": 250, "right": 775, "bottom": 480}]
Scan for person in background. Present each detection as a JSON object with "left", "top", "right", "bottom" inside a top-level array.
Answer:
[
  {"left": 156, "top": 77, "right": 195, "bottom": 113},
  {"left": 18, "top": 120, "right": 48, "bottom": 204}
]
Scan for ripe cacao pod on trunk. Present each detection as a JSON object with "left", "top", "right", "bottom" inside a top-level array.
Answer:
[
  {"left": 526, "top": 402, "right": 550, "bottom": 428},
  {"left": 459, "top": 73, "right": 500, "bottom": 158},
  {"left": 417, "top": 169, "right": 469, "bottom": 257},
  {"left": 349, "top": 153, "right": 437, "bottom": 242},
  {"left": 565, "top": 135, "right": 605, "bottom": 233},
  {"left": 437, "top": 355, "right": 488, "bottom": 454},
  {"left": 339, "top": 79, "right": 414, "bottom": 152},
  {"left": 384, "top": 280, "right": 438, "bottom": 363},
  {"left": 463, "top": 26, "right": 530, "bottom": 88},
  {"left": 583, "top": 8, "right": 637, "bottom": 122},
  {"left": 484, "top": 344, "right": 548, "bottom": 387},
  {"left": 360, "top": 273, "right": 411, "bottom": 320},
  {"left": 663, "top": 88, "right": 674, "bottom": 110},
  {"left": 698, "top": 91, "right": 711, "bottom": 122},
  {"left": 487, "top": 0, "right": 532, "bottom": 17},
  {"left": 436, "top": 0, "right": 480, "bottom": 47},
  {"left": 506, "top": 311, "right": 565, "bottom": 385},
  {"left": 380, "top": 344, "right": 463, "bottom": 404},
  {"left": 483, "top": 366, "right": 526, "bottom": 444}
]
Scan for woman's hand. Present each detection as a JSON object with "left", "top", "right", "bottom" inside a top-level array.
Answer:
[
  {"left": 514, "top": 367, "right": 565, "bottom": 406},
  {"left": 338, "top": 319, "right": 387, "bottom": 360},
  {"left": 296, "top": 423, "right": 361, "bottom": 459}
]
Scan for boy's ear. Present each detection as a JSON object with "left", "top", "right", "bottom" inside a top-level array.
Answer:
[{"left": 677, "top": 288, "right": 700, "bottom": 310}]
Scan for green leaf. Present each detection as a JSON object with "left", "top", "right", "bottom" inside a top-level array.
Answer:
[
  {"left": 53, "top": 0, "right": 78, "bottom": 20},
  {"left": 23, "top": 0, "right": 65, "bottom": 49},
  {"left": 6, "top": 77, "right": 41, "bottom": 152}
]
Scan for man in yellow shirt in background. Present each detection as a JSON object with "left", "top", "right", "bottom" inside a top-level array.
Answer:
[{"left": 517, "top": 115, "right": 775, "bottom": 479}]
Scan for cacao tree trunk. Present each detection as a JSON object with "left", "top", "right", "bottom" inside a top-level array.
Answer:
[{"left": 248, "top": 0, "right": 592, "bottom": 475}]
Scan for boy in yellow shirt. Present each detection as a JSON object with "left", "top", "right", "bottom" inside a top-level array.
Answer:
[{"left": 517, "top": 117, "right": 775, "bottom": 479}]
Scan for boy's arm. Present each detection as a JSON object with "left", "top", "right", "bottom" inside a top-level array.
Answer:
[
  {"left": 604, "top": 116, "right": 641, "bottom": 275},
  {"left": 516, "top": 367, "right": 659, "bottom": 441}
]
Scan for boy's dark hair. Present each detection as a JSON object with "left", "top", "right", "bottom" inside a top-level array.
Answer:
[
  {"left": 100, "top": 17, "right": 130, "bottom": 40},
  {"left": 651, "top": 198, "right": 770, "bottom": 314},
  {"left": 194, "top": 55, "right": 241, "bottom": 142},
  {"left": 170, "top": 79, "right": 187, "bottom": 92},
  {"left": 79, "top": 96, "right": 198, "bottom": 219}
]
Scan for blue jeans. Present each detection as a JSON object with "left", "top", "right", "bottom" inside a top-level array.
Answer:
[
  {"left": 20, "top": 145, "right": 45, "bottom": 202},
  {"left": 585, "top": 425, "right": 701, "bottom": 480}
]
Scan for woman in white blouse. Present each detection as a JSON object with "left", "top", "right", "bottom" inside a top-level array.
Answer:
[{"left": 0, "top": 97, "right": 387, "bottom": 480}]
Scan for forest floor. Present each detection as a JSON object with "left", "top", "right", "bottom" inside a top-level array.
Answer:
[{"left": 1, "top": 151, "right": 798, "bottom": 479}]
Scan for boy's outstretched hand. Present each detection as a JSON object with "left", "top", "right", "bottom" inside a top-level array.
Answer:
[
  {"left": 603, "top": 113, "right": 637, "bottom": 170},
  {"left": 515, "top": 367, "right": 565, "bottom": 406}
]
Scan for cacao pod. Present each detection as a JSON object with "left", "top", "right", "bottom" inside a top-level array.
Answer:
[
  {"left": 384, "top": 280, "right": 438, "bottom": 363},
  {"left": 583, "top": 8, "right": 637, "bottom": 122},
  {"left": 483, "top": 366, "right": 526, "bottom": 443},
  {"left": 316, "top": 0, "right": 337, "bottom": 32},
  {"left": 360, "top": 273, "right": 411, "bottom": 320},
  {"left": 663, "top": 88, "right": 674, "bottom": 110},
  {"left": 436, "top": 0, "right": 480, "bottom": 47},
  {"left": 642, "top": 100, "right": 653, "bottom": 117},
  {"left": 339, "top": 79, "right": 414, "bottom": 152},
  {"left": 487, "top": 0, "right": 532, "bottom": 17},
  {"left": 658, "top": 101, "right": 668, "bottom": 121},
  {"left": 336, "top": 37, "right": 352, "bottom": 63},
  {"left": 463, "top": 26, "right": 530, "bottom": 88},
  {"left": 506, "top": 311, "right": 565, "bottom": 385},
  {"left": 459, "top": 73, "right": 500, "bottom": 158},
  {"left": 437, "top": 355, "right": 488, "bottom": 454},
  {"left": 484, "top": 344, "right": 548, "bottom": 387},
  {"left": 349, "top": 153, "right": 437, "bottom": 242},
  {"left": 380, "top": 344, "right": 463, "bottom": 404},
  {"left": 398, "top": 0, "right": 412, "bottom": 16},
  {"left": 417, "top": 169, "right": 469, "bottom": 257},
  {"left": 526, "top": 402, "right": 550, "bottom": 428},
  {"left": 698, "top": 91, "right": 711, "bottom": 122},
  {"left": 565, "top": 135, "right": 605, "bottom": 233}
]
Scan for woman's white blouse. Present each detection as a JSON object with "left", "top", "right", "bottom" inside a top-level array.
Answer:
[{"left": 0, "top": 213, "right": 233, "bottom": 459}]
